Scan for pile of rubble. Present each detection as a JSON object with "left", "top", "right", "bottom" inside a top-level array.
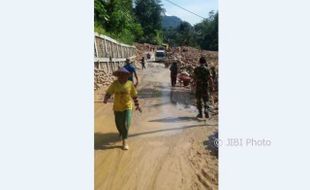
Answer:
[
  {"left": 94, "top": 69, "right": 115, "bottom": 91},
  {"left": 94, "top": 43, "right": 155, "bottom": 91},
  {"left": 94, "top": 45, "right": 218, "bottom": 91},
  {"left": 134, "top": 43, "right": 158, "bottom": 67},
  {"left": 166, "top": 46, "right": 218, "bottom": 75}
]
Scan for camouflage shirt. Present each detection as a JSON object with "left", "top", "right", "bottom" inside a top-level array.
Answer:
[{"left": 193, "top": 65, "right": 210, "bottom": 92}]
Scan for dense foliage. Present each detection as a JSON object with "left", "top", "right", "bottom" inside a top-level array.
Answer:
[
  {"left": 94, "top": 0, "right": 218, "bottom": 50},
  {"left": 163, "top": 11, "right": 218, "bottom": 51},
  {"left": 134, "top": 0, "right": 164, "bottom": 44},
  {"left": 94, "top": 0, "right": 143, "bottom": 44},
  {"left": 194, "top": 11, "right": 218, "bottom": 51}
]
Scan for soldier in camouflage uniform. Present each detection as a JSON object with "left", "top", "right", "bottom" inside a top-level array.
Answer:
[{"left": 193, "top": 56, "right": 213, "bottom": 119}]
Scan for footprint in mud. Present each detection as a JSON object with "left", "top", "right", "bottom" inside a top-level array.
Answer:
[
  {"left": 201, "top": 168, "right": 217, "bottom": 184},
  {"left": 196, "top": 172, "right": 213, "bottom": 189}
]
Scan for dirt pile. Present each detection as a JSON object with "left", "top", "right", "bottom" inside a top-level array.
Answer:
[
  {"left": 94, "top": 69, "right": 115, "bottom": 91},
  {"left": 167, "top": 46, "right": 218, "bottom": 75},
  {"left": 94, "top": 43, "right": 155, "bottom": 91},
  {"left": 134, "top": 43, "right": 158, "bottom": 67}
]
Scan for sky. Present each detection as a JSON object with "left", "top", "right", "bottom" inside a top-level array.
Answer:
[{"left": 161, "top": 0, "right": 218, "bottom": 25}]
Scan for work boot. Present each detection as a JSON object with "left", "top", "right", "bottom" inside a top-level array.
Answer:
[
  {"left": 196, "top": 113, "right": 203, "bottom": 119},
  {"left": 205, "top": 111, "right": 210, "bottom": 119}
]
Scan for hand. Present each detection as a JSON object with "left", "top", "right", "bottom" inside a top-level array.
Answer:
[
  {"left": 134, "top": 82, "right": 139, "bottom": 88},
  {"left": 136, "top": 106, "right": 142, "bottom": 113},
  {"left": 103, "top": 94, "right": 111, "bottom": 104}
]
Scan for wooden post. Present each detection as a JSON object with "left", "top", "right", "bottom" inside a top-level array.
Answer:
[
  {"left": 94, "top": 37, "right": 99, "bottom": 57},
  {"left": 106, "top": 61, "right": 109, "bottom": 73},
  {"left": 116, "top": 45, "right": 119, "bottom": 58}
]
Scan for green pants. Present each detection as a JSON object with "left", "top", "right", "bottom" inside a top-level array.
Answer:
[
  {"left": 114, "top": 109, "right": 132, "bottom": 139},
  {"left": 196, "top": 90, "right": 209, "bottom": 114}
]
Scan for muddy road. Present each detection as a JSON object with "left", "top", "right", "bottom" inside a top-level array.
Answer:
[{"left": 95, "top": 63, "right": 218, "bottom": 190}]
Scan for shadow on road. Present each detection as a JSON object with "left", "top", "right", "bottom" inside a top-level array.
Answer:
[
  {"left": 146, "top": 102, "right": 170, "bottom": 108},
  {"left": 138, "top": 88, "right": 168, "bottom": 99},
  {"left": 148, "top": 116, "right": 197, "bottom": 123},
  {"left": 170, "top": 87, "right": 196, "bottom": 106},
  {"left": 95, "top": 132, "right": 122, "bottom": 150},
  {"left": 95, "top": 124, "right": 217, "bottom": 150},
  {"left": 203, "top": 131, "right": 219, "bottom": 158},
  {"left": 129, "top": 124, "right": 216, "bottom": 138}
]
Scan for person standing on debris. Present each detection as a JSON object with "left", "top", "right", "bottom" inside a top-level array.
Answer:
[
  {"left": 124, "top": 58, "right": 139, "bottom": 87},
  {"left": 169, "top": 61, "right": 178, "bottom": 87},
  {"left": 209, "top": 66, "right": 218, "bottom": 107},
  {"left": 210, "top": 66, "right": 218, "bottom": 91},
  {"left": 103, "top": 67, "right": 142, "bottom": 150},
  {"left": 193, "top": 56, "right": 213, "bottom": 119},
  {"left": 141, "top": 57, "right": 146, "bottom": 69}
]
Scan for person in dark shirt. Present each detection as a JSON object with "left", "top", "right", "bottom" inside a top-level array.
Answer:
[
  {"left": 141, "top": 57, "right": 146, "bottom": 69},
  {"left": 210, "top": 66, "right": 218, "bottom": 91},
  {"left": 169, "top": 61, "right": 178, "bottom": 87},
  {"left": 123, "top": 58, "right": 139, "bottom": 87},
  {"left": 193, "top": 56, "right": 213, "bottom": 119}
]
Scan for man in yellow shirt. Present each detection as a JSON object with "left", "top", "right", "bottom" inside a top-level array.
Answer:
[{"left": 103, "top": 67, "right": 142, "bottom": 150}]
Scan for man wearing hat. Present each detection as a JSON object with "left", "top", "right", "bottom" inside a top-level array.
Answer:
[
  {"left": 103, "top": 67, "right": 142, "bottom": 150},
  {"left": 193, "top": 56, "right": 213, "bottom": 119},
  {"left": 169, "top": 61, "right": 179, "bottom": 87},
  {"left": 124, "top": 58, "right": 139, "bottom": 87}
]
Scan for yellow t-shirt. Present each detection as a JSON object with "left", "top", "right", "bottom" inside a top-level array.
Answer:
[{"left": 106, "top": 80, "right": 138, "bottom": 111}]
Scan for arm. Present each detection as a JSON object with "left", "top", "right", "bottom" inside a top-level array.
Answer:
[
  {"left": 192, "top": 70, "right": 197, "bottom": 82},
  {"left": 208, "top": 75, "right": 215, "bottom": 92},
  {"left": 134, "top": 71, "right": 139, "bottom": 87},
  {"left": 103, "top": 93, "right": 112, "bottom": 104},
  {"left": 132, "top": 96, "right": 142, "bottom": 112},
  {"left": 208, "top": 73, "right": 214, "bottom": 91},
  {"left": 131, "top": 83, "right": 141, "bottom": 112},
  {"left": 103, "top": 83, "right": 114, "bottom": 103}
]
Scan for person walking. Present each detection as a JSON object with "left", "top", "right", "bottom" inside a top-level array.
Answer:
[
  {"left": 141, "top": 57, "right": 146, "bottom": 69},
  {"left": 124, "top": 58, "right": 139, "bottom": 87},
  {"left": 193, "top": 56, "right": 213, "bottom": 119},
  {"left": 169, "top": 61, "right": 178, "bottom": 87},
  {"left": 103, "top": 67, "right": 142, "bottom": 150},
  {"left": 210, "top": 66, "right": 218, "bottom": 108}
]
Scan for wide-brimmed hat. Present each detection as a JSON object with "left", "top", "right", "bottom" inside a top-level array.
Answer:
[{"left": 113, "top": 67, "right": 131, "bottom": 77}]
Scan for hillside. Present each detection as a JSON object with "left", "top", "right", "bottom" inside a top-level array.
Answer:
[{"left": 162, "top": 15, "right": 182, "bottom": 29}]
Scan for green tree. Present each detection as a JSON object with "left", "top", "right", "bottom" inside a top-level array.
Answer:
[
  {"left": 176, "top": 21, "right": 197, "bottom": 47},
  {"left": 194, "top": 11, "right": 218, "bottom": 50},
  {"left": 94, "top": 0, "right": 143, "bottom": 44},
  {"left": 94, "top": 0, "right": 109, "bottom": 34},
  {"left": 134, "top": 0, "right": 164, "bottom": 44},
  {"left": 162, "top": 11, "right": 218, "bottom": 51}
]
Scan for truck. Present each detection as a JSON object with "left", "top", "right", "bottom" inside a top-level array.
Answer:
[{"left": 155, "top": 50, "right": 166, "bottom": 62}]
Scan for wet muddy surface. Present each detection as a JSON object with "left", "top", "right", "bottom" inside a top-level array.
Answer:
[{"left": 95, "top": 62, "right": 218, "bottom": 190}]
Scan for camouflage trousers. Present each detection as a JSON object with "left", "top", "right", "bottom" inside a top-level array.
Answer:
[{"left": 196, "top": 90, "right": 209, "bottom": 114}]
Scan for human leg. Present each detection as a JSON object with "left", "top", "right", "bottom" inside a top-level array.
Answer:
[
  {"left": 114, "top": 111, "right": 125, "bottom": 138},
  {"left": 122, "top": 109, "right": 132, "bottom": 139},
  {"left": 171, "top": 75, "right": 177, "bottom": 87},
  {"left": 122, "top": 109, "right": 132, "bottom": 150},
  {"left": 196, "top": 93, "right": 203, "bottom": 118},
  {"left": 202, "top": 93, "right": 210, "bottom": 118}
]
